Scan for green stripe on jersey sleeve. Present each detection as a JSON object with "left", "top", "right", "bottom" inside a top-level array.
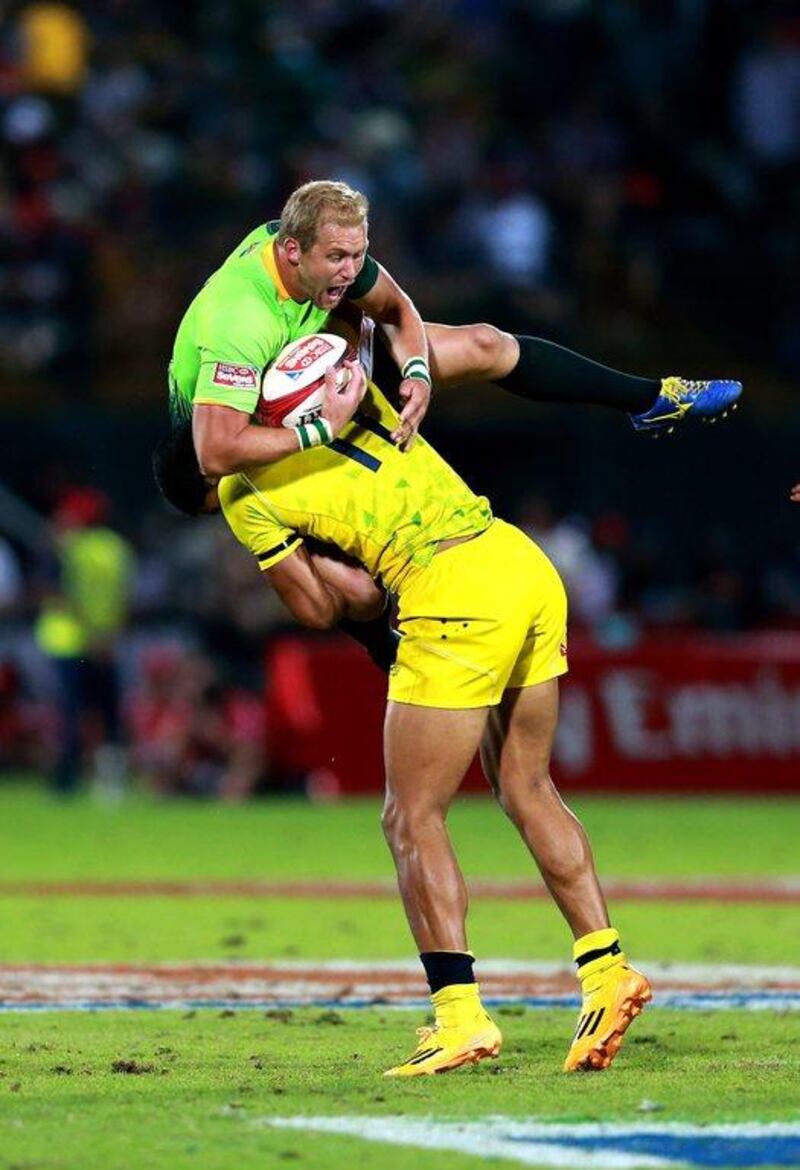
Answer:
[{"left": 348, "top": 254, "right": 379, "bottom": 301}]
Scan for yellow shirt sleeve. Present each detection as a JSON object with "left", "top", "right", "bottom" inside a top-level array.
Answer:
[{"left": 219, "top": 473, "right": 303, "bottom": 571}]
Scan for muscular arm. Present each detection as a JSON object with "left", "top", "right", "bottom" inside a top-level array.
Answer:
[
  {"left": 354, "top": 265, "right": 428, "bottom": 371},
  {"left": 193, "top": 362, "right": 366, "bottom": 477},
  {"left": 265, "top": 543, "right": 385, "bottom": 631},
  {"left": 193, "top": 404, "right": 300, "bottom": 477}
]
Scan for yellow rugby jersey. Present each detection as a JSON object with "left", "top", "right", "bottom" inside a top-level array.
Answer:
[{"left": 219, "top": 382, "right": 493, "bottom": 592}]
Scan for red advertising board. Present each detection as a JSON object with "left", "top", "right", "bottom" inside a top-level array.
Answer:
[{"left": 265, "top": 632, "right": 800, "bottom": 795}]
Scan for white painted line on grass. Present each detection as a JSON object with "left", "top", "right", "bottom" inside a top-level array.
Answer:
[
  {"left": 265, "top": 1116, "right": 671, "bottom": 1168},
  {"left": 264, "top": 1117, "right": 800, "bottom": 1169},
  {"left": 1, "top": 960, "right": 800, "bottom": 1011},
  {"left": 2, "top": 990, "right": 800, "bottom": 1013},
  {"left": 228, "top": 958, "right": 800, "bottom": 984}
]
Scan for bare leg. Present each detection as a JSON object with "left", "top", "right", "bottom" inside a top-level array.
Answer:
[
  {"left": 382, "top": 704, "right": 504, "bottom": 1077},
  {"left": 480, "top": 679, "right": 609, "bottom": 939},
  {"left": 382, "top": 701, "right": 489, "bottom": 952},
  {"left": 423, "top": 322, "right": 519, "bottom": 386},
  {"left": 421, "top": 322, "right": 658, "bottom": 411},
  {"left": 378, "top": 319, "right": 518, "bottom": 386},
  {"left": 424, "top": 322, "right": 520, "bottom": 386},
  {"left": 482, "top": 679, "right": 651, "bottom": 1073},
  {"left": 383, "top": 320, "right": 735, "bottom": 422}
]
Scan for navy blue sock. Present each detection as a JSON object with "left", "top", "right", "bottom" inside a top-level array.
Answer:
[{"left": 420, "top": 951, "right": 476, "bottom": 995}]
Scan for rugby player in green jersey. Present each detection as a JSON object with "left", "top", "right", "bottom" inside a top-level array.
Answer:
[{"left": 163, "top": 178, "right": 741, "bottom": 502}]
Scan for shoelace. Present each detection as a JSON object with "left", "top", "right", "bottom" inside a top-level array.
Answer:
[
  {"left": 660, "top": 378, "right": 698, "bottom": 406},
  {"left": 677, "top": 379, "right": 706, "bottom": 396},
  {"left": 414, "top": 1023, "right": 438, "bottom": 1046}
]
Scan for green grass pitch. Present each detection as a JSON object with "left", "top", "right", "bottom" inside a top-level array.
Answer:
[{"left": 0, "top": 781, "right": 798, "bottom": 1170}]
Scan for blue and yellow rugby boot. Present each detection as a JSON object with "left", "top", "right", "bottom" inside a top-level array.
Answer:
[
  {"left": 384, "top": 984, "right": 502, "bottom": 1077},
  {"left": 564, "top": 928, "right": 652, "bottom": 1072},
  {"left": 630, "top": 376, "right": 742, "bottom": 435}
]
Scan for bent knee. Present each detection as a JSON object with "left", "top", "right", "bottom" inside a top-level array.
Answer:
[
  {"left": 381, "top": 795, "right": 442, "bottom": 847},
  {"left": 466, "top": 323, "right": 509, "bottom": 375}
]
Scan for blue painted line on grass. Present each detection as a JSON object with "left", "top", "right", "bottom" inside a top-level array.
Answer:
[{"left": 524, "top": 1132, "right": 800, "bottom": 1167}]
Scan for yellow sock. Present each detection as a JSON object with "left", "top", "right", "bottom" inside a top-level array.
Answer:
[
  {"left": 573, "top": 928, "right": 626, "bottom": 982},
  {"left": 431, "top": 982, "right": 486, "bottom": 1028}
]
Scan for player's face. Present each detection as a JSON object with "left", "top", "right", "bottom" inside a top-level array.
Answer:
[{"left": 298, "top": 220, "right": 368, "bottom": 310}]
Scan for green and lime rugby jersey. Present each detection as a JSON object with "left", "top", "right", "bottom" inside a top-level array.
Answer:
[{"left": 168, "top": 221, "right": 379, "bottom": 425}]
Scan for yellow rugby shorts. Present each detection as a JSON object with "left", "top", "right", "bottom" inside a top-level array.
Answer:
[{"left": 388, "top": 518, "right": 568, "bottom": 709}]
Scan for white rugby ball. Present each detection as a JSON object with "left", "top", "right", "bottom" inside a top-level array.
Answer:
[{"left": 259, "top": 333, "right": 353, "bottom": 428}]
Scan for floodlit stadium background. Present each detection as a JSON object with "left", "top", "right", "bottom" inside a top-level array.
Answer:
[
  {"left": 1, "top": 5, "right": 800, "bottom": 1169},
  {"left": 1, "top": 0, "right": 798, "bottom": 796}
]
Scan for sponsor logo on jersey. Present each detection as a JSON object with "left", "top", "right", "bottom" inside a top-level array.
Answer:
[
  {"left": 560, "top": 640, "right": 568, "bottom": 656},
  {"left": 277, "top": 336, "right": 335, "bottom": 373},
  {"left": 212, "top": 363, "right": 258, "bottom": 388}
]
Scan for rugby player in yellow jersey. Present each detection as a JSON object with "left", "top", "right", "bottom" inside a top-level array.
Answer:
[{"left": 204, "top": 351, "right": 652, "bottom": 1077}]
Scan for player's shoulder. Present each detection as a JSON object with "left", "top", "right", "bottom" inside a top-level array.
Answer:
[
  {"left": 221, "top": 221, "right": 278, "bottom": 268},
  {"left": 194, "top": 262, "right": 279, "bottom": 348},
  {"left": 217, "top": 473, "right": 267, "bottom": 551},
  {"left": 197, "top": 269, "right": 268, "bottom": 314},
  {"left": 218, "top": 460, "right": 287, "bottom": 514},
  {"left": 201, "top": 223, "right": 276, "bottom": 295},
  {"left": 217, "top": 470, "right": 259, "bottom": 522}
]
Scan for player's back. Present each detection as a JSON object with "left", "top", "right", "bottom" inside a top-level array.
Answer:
[{"left": 219, "top": 382, "right": 493, "bottom": 591}]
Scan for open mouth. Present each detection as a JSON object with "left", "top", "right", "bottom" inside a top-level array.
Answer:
[{"left": 325, "top": 285, "right": 347, "bottom": 303}]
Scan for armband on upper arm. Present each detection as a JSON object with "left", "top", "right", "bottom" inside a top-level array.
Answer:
[
  {"left": 348, "top": 254, "right": 380, "bottom": 301},
  {"left": 255, "top": 535, "right": 303, "bottom": 571}
]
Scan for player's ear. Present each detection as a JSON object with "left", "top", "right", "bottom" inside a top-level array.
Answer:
[{"left": 283, "top": 237, "right": 302, "bottom": 267}]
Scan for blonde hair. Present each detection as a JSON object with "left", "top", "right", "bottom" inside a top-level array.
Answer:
[{"left": 277, "top": 180, "right": 369, "bottom": 251}]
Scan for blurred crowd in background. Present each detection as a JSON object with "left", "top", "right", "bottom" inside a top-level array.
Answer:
[
  {"left": 2, "top": 0, "right": 800, "bottom": 392},
  {"left": 1, "top": 0, "right": 799, "bottom": 793}
]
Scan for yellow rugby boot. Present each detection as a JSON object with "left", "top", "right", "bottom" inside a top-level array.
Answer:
[
  {"left": 384, "top": 984, "right": 502, "bottom": 1077},
  {"left": 564, "top": 928, "right": 652, "bottom": 1072}
]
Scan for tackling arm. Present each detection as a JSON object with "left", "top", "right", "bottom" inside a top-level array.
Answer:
[
  {"left": 265, "top": 543, "right": 399, "bottom": 672},
  {"left": 265, "top": 543, "right": 385, "bottom": 631}
]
